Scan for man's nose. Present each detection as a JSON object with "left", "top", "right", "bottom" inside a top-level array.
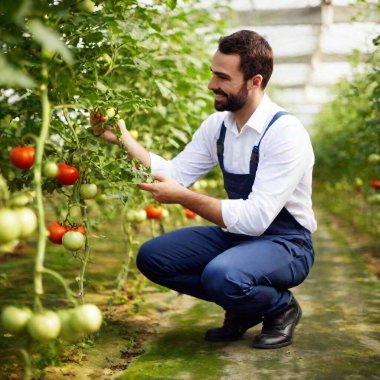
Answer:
[{"left": 208, "top": 77, "right": 217, "bottom": 91}]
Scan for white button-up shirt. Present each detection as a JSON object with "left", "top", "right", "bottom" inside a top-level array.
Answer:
[{"left": 149, "top": 94, "right": 317, "bottom": 236}]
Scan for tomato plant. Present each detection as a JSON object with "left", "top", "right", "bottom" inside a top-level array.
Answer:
[
  {"left": 0, "top": 0, "right": 225, "bottom": 374},
  {"left": 9, "top": 146, "right": 35, "bottom": 170}
]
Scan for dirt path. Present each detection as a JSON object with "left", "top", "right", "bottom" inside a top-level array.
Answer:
[{"left": 117, "top": 209, "right": 380, "bottom": 380}]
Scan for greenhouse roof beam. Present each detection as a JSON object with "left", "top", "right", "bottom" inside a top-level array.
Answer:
[{"left": 235, "top": 5, "right": 379, "bottom": 27}]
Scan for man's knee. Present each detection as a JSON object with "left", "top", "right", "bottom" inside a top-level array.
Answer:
[
  {"left": 136, "top": 239, "right": 157, "bottom": 276},
  {"left": 201, "top": 260, "right": 250, "bottom": 304},
  {"left": 136, "top": 238, "right": 173, "bottom": 278}
]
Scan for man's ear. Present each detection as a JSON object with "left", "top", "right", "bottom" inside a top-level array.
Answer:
[{"left": 251, "top": 74, "right": 263, "bottom": 88}]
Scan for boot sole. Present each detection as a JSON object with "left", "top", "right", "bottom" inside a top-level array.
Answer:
[
  {"left": 252, "top": 307, "right": 302, "bottom": 349},
  {"left": 204, "top": 333, "right": 245, "bottom": 342}
]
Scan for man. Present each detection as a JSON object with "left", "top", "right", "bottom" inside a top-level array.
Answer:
[{"left": 95, "top": 30, "right": 316, "bottom": 349}]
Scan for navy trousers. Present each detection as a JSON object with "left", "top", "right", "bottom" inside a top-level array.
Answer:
[{"left": 137, "top": 226, "right": 314, "bottom": 317}]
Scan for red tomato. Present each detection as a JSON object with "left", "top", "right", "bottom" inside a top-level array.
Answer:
[
  {"left": 48, "top": 222, "right": 69, "bottom": 244},
  {"left": 145, "top": 205, "right": 163, "bottom": 220},
  {"left": 71, "top": 225, "right": 85, "bottom": 235},
  {"left": 184, "top": 208, "right": 197, "bottom": 219},
  {"left": 90, "top": 110, "right": 106, "bottom": 127},
  {"left": 56, "top": 163, "right": 79, "bottom": 186},
  {"left": 9, "top": 146, "right": 35, "bottom": 170},
  {"left": 370, "top": 179, "right": 380, "bottom": 190}
]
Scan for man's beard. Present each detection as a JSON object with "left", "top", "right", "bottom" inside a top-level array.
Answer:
[{"left": 213, "top": 82, "right": 248, "bottom": 112}]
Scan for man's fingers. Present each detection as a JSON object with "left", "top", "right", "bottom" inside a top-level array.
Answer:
[
  {"left": 152, "top": 172, "right": 168, "bottom": 182},
  {"left": 139, "top": 183, "right": 155, "bottom": 192},
  {"left": 93, "top": 126, "right": 105, "bottom": 136}
]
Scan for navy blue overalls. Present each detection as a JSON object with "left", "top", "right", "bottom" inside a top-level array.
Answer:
[{"left": 137, "top": 112, "right": 315, "bottom": 318}]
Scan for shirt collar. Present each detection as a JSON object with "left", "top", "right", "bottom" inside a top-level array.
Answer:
[{"left": 223, "top": 93, "right": 272, "bottom": 135}]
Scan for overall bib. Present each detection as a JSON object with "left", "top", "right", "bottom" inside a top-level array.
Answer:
[{"left": 137, "top": 112, "right": 315, "bottom": 317}]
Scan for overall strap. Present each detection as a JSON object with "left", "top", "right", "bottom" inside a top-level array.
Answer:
[
  {"left": 216, "top": 122, "right": 227, "bottom": 170},
  {"left": 249, "top": 111, "right": 289, "bottom": 174}
]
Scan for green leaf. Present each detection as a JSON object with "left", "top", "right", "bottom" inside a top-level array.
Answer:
[
  {"left": 0, "top": 56, "right": 35, "bottom": 88},
  {"left": 165, "top": 0, "right": 177, "bottom": 10},
  {"left": 29, "top": 19, "right": 74, "bottom": 65}
]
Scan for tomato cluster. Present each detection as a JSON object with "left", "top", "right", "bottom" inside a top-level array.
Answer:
[
  {"left": 124, "top": 209, "right": 147, "bottom": 224},
  {"left": 9, "top": 147, "right": 80, "bottom": 186},
  {"left": 1, "top": 303, "right": 102, "bottom": 342},
  {"left": 48, "top": 222, "right": 85, "bottom": 250}
]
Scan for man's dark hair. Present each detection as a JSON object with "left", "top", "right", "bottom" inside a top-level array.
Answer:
[{"left": 218, "top": 30, "right": 273, "bottom": 89}]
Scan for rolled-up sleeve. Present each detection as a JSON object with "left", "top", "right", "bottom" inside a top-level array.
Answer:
[
  {"left": 149, "top": 120, "right": 218, "bottom": 187},
  {"left": 221, "top": 123, "right": 314, "bottom": 236}
]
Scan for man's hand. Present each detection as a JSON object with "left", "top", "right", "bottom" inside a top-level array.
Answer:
[
  {"left": 139, "top": 173, "right": 186, "bottom": 204},
  {"left": 92, "top": 119, "right": 130, "bottom": 145}
]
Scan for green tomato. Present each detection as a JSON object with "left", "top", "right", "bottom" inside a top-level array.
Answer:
[
  {"left": 354, "top": 177, "right": 363, "bottom": 188},
  {"left": 14, "top": 207, "right": 37, "bottom": 239},
  {"left": 80, "top": 184, "right": 98, "bottom": 200},
  {"left": 57, "top": 309, "right": 84, "bottom": 342},
  {"left": 1, "top": 306, "right": 32, "bottom": 334},
  {"left": 69, "top": 205, "right": 82, "bottom": 224},
  {"left": 106, "top": 108, "right": 116, "bottom": 118},
  {"left": 0, "top": 239, "right": 19, "bottom": 253},
  {"left": 62, "top": 231, "right": 85, "bottom": 251},
  {"left": 0, "top": 209, "right": 21, "bottom": 244},
  {"left": 27, "top": 311, "right": 61, "bottom": 341},
  {"left": 9, "top": 194, "right": 30, "bottom": 207},
  {"left": 43, "top": 161, "right": 59, "bottom": 178},
  {"left": 129, "top": 130, "right": 139, "bottom": 140},
  {"left": 98, "top": 53, "right": 112, "bottom": 65},
  {"left": 368, "top": 153, "right": 380, "bottom": 164},
  {"left": 124, "top": 210, "right": 136, "bottom": 223},
  {"left": 78, "top": 0, "right": 95, "bottom": 12},
  {"left": 162, "top": 209, "right": 169, "bottom": 219},
  {"left": 70, "top": 304, "right": 102, "bottom": 334},
  {"left": 96, "top": 194, "right": 107, "bottom": 204},
  {"left": 367, "top": 194, "right": 380, "bottom": 204},
  {"left": 134, "top": 210, "right": 147, "bottom": 223}
]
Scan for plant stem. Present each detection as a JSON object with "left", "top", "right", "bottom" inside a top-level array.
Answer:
[
  {"left": 20, "top": 349, "right": 32, "bottom": 380},
  {"left": 78, "top": 200, "right": 91, "bottom": 303},
  {"left": 33, "top": 75, "right": 50, "bottom": 307},
  {"left": 41, "top": 268, "right": 77, "bottom": 305},
  {"left": 150, "top": 219, "right": 156, "bottom": 238},
  {"left": 63, "top": 107, "right": 80, "bottom": 148},
  {"left": 114, "top": 221, "right": 134, "bottom": 296}
]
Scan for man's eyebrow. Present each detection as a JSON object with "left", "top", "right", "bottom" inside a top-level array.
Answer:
[{"left": 210, "top": 68, "right": 231, "bottom": 79}]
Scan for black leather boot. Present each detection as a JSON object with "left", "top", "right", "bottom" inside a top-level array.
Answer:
[
  {"left": 252, "top": 295, "right": 302, "bottom": 349},
  {"left": 205, "top": 310, "right": 262, "bottom": 342}
]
